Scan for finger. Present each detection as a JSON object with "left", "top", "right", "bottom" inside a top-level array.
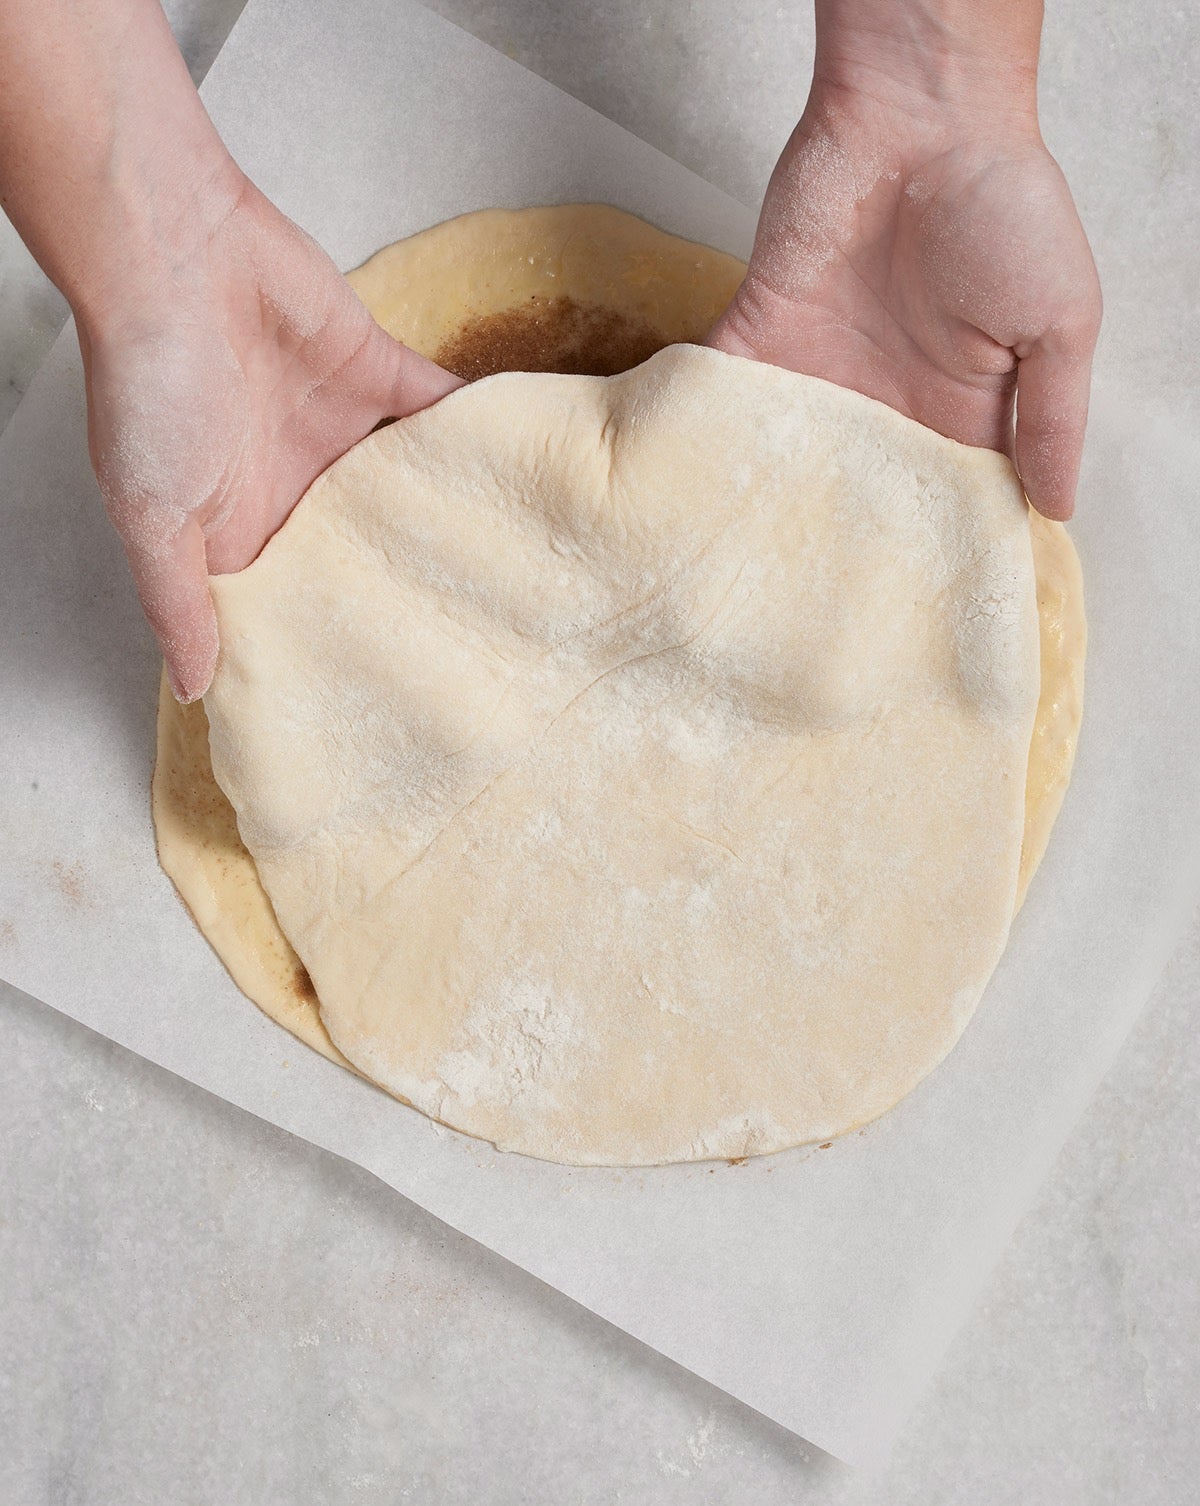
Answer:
[
  {"left": 1014, "top": 334, "right": 1096, "bottom": 521},
  {"left": 124, "top": 514, "right": 219, "bottom": 703},
  {"left": 705, "top": 274, "right": 806, "bottom": 369},
  {"left": 207, "top": 333, "right": 465, "bottom": 577},
  {"left": 706, "top": 284, "right": 762, "bottom": 361},
  {"left": 377, "top": 333, "right": 465, "bottom": 418}
]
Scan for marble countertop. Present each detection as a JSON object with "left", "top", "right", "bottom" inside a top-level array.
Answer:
[{"left": 2, "top": 2, "right": 1198, "bottom": 1501}]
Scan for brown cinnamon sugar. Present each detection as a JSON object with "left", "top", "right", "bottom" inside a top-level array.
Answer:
[{"left": 435, "top": 295, "right": 667, "bottom": 381}]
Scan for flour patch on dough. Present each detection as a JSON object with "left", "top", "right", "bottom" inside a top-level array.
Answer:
[
  {"left": 436, "top": 974, "right": 584, "bottom": 1117},
  {"left": 954, "top": 542, "right": 1033, "bottom": 723}
]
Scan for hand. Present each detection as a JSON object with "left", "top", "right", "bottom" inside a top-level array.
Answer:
[
  {"left": 708, "top": 80, "right": 1102, "bottom": 520},
  {"left": 80, "top": 173, "right": 462, "bottom": 702},
  {"left": 0, "top": 0, "right": 460, "bottom": 701}
]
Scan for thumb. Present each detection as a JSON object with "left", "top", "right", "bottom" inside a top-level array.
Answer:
[
  {"left": 1014, "top": 331, "right": 1095, "bottom": 521},
  {"left": 381, "top": 335, "right": 465, "bottom": 417},
  {"left": 705, "top": 275, "right": 792, "bottom": 366},
  {"left": 123, "top": 513, "right": 219, "bottom": 703}
]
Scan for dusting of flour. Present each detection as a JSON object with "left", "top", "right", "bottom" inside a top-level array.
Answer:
[{"left": 435, "top": 975, "right": 583, "bottom": 1117}]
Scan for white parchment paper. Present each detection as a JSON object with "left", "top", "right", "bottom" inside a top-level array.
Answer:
[{"left": 2, "top": 0, "right": 1199, "bottom": 1468}]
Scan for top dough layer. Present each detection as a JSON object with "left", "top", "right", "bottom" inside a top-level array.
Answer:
[{"left": 204, "top": 343, "right": 1039, "bottom": 1165}]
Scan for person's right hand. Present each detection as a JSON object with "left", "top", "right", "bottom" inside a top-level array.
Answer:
[{"left": 81, "top": 171, "right": 462, "bottom": 703}]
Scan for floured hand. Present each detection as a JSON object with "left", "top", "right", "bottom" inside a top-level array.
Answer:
[
  {"left": 81, "top": 177, "right": 461, "bottom": 702},
  {"left": 709, "top": 27, "right": 1102, "bottom": 522}
]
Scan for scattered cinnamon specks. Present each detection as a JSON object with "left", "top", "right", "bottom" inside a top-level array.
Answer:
[{"left": 52, "top": 859, "right": 93, "bottom": 909}]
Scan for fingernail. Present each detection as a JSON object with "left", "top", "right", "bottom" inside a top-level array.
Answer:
[{"left": 166, "top": 664, "right": 197, "bottom": 705}]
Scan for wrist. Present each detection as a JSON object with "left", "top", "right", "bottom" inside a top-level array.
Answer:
[
  {"left": 72, "top": 142, "right": 247, "bottom": 347},
  {"left": 812, "top": 0, "right": 1042, "bottom": 140},
  {"left": 0, "top": 0, "right": 249, "bottom": 341},
  {"left": 28, "top": 0, "right": 250, "bottom": 343}
]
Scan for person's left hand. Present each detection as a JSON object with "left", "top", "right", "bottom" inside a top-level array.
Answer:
[{"left": 708, "top": 84, "right": 1102, "bottom": 519}]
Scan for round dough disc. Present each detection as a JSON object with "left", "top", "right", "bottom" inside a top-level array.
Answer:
[
  {"left": 205, "top": 343, "right": 1041, "bottom": 1166},
  {"left": 152, "top": 205, "right": 1085, "bottom": 1160}
]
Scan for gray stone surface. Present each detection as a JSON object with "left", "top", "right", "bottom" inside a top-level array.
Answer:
[
  {"left": 2, "top": 1, "right": 1197, "bottom": 1500},
  {"left": 4, "top": 936, "right": 1197, "bottom": 1504}
]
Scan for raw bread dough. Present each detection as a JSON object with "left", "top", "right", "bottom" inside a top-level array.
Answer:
[
  {"left": 1020, "top": 510, "right": 1086, "bottom": 903},
  {"left": 152, "top": 205, "right": 1085, "bottom": 1160},
  {"left": 152, "top": 520, "right": 1081, "bottom": 1077},
  {"left": 202, "top": 343, "right": 1040, "bottom": 1165}
]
